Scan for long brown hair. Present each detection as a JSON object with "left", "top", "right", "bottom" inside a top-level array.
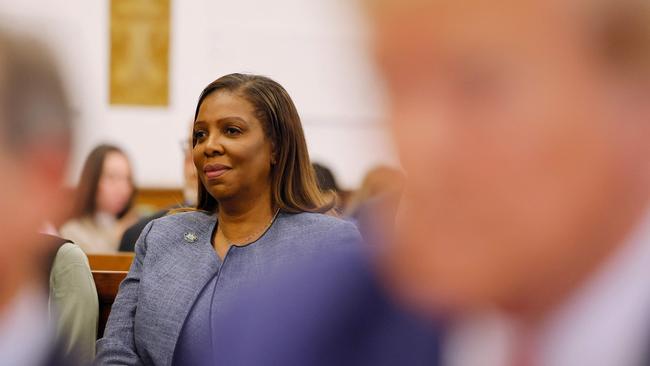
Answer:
[
  {"left": 192, "top": 73, "right": 333, "bottom": 214},
  {"left": 72, "top": 144, "right": 135, "bottom": 219}
]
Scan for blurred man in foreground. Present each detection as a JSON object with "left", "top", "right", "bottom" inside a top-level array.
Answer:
[
  {"left": 0, "top": 30, "right": 80, "bottom": 365},
  {"left": 210, "top": 0, "right": 650, "bottom": 365}
]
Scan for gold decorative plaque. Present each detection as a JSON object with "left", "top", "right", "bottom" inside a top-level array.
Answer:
[{"left": 110, "top": 0, "right": 170, "bottom": 106}]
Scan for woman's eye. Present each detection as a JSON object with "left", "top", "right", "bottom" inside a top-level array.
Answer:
[
  {"left": 193, "top": 130, "right": 207, "bottom": 140},
  {"left": 224, "top": 127, "right": 242, "bottom": 136}
]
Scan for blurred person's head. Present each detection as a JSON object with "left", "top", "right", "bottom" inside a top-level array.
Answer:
[
  {"left": 345, "top": 165, "right": 405, "bottom": 217},
  {"left": 0, "top": 30, "right": 72, "bottom": 302},
  {"left": 182, "top": 120, "right": 198, "bottom": 206},
  {"left": 369, "top": 0, "right": 650, "bottom": 322},
  {"left": 192, "top": 73, "right": 332, "bottom": 214},
  {"left": 312, "top": 162, "right": 341, "bottom": 212},
  {"left": 73, "top": 144, "right": 135, "bottom": 220},
  {"left": 312, "top": 163, "right": 340, "bottom": 193}
]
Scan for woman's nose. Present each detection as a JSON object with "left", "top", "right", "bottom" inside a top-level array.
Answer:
[{"left": 204, "top": 134, "right": 225, "bottom": 156}]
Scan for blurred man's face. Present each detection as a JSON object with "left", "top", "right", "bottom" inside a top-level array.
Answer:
[
  {"left": 0, "top": 120, "right": 70, "bottom": 306},
  {"left": 0, "top": 134, "right": 31, "bottom": 245},
  {"left": 0, "top": 68, "right": 34, "bottom": 249},
  {"left": 0, "top": 129, "right": 46, "bottom": 301},
  {"left": 375, "top": 1, "right": 650, "bottom": 317},
  {"left": 0, "top": 62, "right": 71, "bottom": 305}
]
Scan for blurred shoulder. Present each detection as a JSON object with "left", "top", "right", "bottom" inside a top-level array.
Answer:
[
  {"left": 53, "top": 242, "right": 88, "bottom": 267},
  {"left": 50, "top": 242, "right": 93, "bottom": 290}
]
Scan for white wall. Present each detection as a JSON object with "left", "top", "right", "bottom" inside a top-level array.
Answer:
[{"left": 0, "top": 0, "right": 396, "bottom": 189}]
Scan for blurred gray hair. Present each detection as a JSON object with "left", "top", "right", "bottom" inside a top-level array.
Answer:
[{"left": 0, "top": 29, "right": 72, "bottom": 152}]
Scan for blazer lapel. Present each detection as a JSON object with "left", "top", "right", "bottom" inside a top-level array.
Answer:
[{"left": 144, "top": 212, "right": 220, "bottom": 362}]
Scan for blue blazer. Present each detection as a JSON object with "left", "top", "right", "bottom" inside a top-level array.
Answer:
[{"left": 94, "top": 210, "right": 361, "bottom": 366}]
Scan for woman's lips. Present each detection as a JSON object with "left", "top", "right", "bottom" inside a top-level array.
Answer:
[
  {"left": 203, "top": 163, "right": 231, "bottom": 179},
  {"left": 205, "top": 169, "right": 229, "bottom": 179}
]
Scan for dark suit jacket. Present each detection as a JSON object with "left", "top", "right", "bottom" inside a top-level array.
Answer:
[
  {"left": 118, "top": 209, "right": 169, "bottom": 252},
  {"left": 210, "top": 251, "right": 443, "bottom": 366},
  {"left": 43, "top": 341, "right": 81, "bottom": 366},
  {"left": 211, "top": 248, "right": 650, "bottom": 366}
]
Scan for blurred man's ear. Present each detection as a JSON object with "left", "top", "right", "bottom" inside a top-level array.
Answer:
[
  {"left": 607, "top": 77, "right": 650, "bottom": 190},
  {"left": 638, "top": 83, "right": 650, "bottom": 171},
  {"left": 21, "top": 143, "right": 73, "bottom": 227}
]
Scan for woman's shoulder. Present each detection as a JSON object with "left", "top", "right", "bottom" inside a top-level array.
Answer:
[
  {"left": 279, "top": 212, "right": 360, "bottom": 237},
  {"left": 281, "top": 211, "right": 345, "bottom": 224},
  {"left": 147, "top": 210, "right": 216, "bottom": 233},
  {"left": 132, "top": 211, "right": 216, "bottom": 252}
]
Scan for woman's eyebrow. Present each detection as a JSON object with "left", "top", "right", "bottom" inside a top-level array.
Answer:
[
  {"left": 216, "top": 116, "right": 248, "bottom": 124},
  {"left": 194, "top": 117, "right": 248, "bottom": 125}
]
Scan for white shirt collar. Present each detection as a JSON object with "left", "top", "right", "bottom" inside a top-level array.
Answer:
[{"left": 445, "top": 210, "right": 650, "bottom": 366}]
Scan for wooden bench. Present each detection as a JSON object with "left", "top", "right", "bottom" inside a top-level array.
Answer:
[
  {"left": 135, "top": 188, "right": 184, "bottom": 211},
  {"left": 93, "top": 270, "right": 128, "bottom": 339},
  {"left": 88, "top": 253, "right": 135, "bottom": 271}
]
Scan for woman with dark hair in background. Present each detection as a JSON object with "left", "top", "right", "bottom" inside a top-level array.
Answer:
[
  {"left": 312, "top": 162, "right": 344, "bottom": 213},
  {"left": 95, "top": 73, "right": 361, "bottom": 366},
  {"left": 60, "top": 144, "right": 137, "bottom": 253}
]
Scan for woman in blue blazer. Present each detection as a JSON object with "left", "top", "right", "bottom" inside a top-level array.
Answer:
[{"left": 94, "top": 74, "right": 362, "bottom": 366}]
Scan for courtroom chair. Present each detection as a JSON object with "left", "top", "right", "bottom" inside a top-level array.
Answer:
[{"left": 92, "top": 270, "right": 127, "bottom": 339}]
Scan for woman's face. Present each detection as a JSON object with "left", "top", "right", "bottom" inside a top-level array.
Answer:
[
  {"left": 193, "top": 91, "right": 274, "bottom": 204},
  {"left": 96, "top": 151, "right": 133, "bottom": 216}
]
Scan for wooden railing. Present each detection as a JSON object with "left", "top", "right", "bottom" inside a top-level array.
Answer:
[
  {"left": 92, "top": 270, "right": 128, "bottom": 339},
  {"left": 134, "top": 188, "right": 184, "bottom": 211},
  {"left": 88, "top": 253, "right": 134, "bottom": 271}
]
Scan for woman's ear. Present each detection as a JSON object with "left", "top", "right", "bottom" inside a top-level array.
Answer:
[{"left": 270, "top": 142, "right": 278, "bottom": 165}]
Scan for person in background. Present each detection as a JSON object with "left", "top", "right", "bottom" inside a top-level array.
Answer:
[
  {"left": 344, "top": 166, "right": 404, "bottom": 245},
  {"left": 0, "top": 29, "right": 85, "bottom": 365},
  {"left": 208, "top": 0, "right": 650, "bottom": 365},
  {"left": 312, "top": 162, "right": 343, "bottom": 213},
  {"left": 119, "top": 122, "right": 198, "bottom": 252},
  {"left": 95, "top": 73, "right": 361, "bottom": 366},
  {"left": 60, "top": 144, "right": 138, "bottom": 253},
  {"left": 344, "top": 166, "right": 404, "bottom": 219}
]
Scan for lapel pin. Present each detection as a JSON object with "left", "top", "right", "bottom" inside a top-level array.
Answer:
[{"left": 183, "top": 232, "right": 198, "bottom": 243}]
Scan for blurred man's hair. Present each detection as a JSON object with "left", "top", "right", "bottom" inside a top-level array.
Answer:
[
  {"left": 366, "top": 0, "right": 650, "bottom": 74},
  {"left": 590, "top": 0, "right": 650, "bottom": 74},
  {"left": 0, "top": 29, "right": 72, "bottom": 153}
]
